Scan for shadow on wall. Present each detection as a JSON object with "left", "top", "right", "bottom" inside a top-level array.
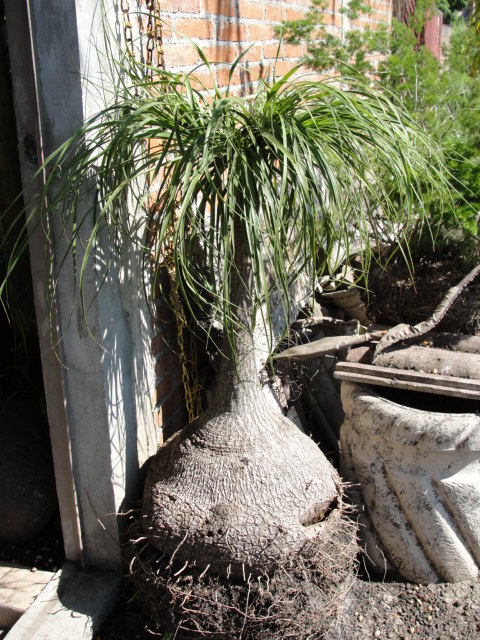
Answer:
[{"left": 94, "top": 214, "right": 157, "bottom": 509}]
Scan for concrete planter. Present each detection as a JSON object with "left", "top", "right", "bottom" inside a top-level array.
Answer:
[{"left": 340, "top": 382, "right": 480, "bottom": 583}]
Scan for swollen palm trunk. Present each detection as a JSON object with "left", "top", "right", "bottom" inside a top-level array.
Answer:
[{"left": 143, "top": 221, "right": 342, "bottom": 577}]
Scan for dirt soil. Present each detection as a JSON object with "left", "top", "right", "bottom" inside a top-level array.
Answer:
[
  {"left": 97, "top": 569, "right": 480, "bottom": 640},
  {"left": 98, "top": 250, "right": 480, "bottom": 640},
  {"left": 365, "top": 250, "right": 480, "bottom": 334},
  {"left": 0, "top": 514, "right": 64, "bottom": 572},
  {"left": 329, "top": 572, "right": 480, "bottom": 640}
]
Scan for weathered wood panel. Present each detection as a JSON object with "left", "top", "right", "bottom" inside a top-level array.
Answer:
[{"left": 335, "top": 361, "right": 480, "bottom": 400}]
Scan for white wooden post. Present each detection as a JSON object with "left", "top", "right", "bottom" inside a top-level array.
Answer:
[{"left": 5, "top": 0, "right": 158, "bottom": 569}]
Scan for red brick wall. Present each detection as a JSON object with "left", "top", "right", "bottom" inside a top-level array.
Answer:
[
  {"left": 158, "top": 0, "right": 311, "bottom": 91},
  {"left": 352, "top": 0, "right": 393, "bottom": 69},
  {"left": 156, "top": 0, "right": 393, "bottom": 86}
]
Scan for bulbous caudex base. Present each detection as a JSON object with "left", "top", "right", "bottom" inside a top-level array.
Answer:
[
  {"left": 143, "top": 377, "right": 342, "bottom": 577},
  {"left": 143, "top": 216, "right": 342, "bottom": 576}
]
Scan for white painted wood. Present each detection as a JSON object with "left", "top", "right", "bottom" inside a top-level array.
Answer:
[{"left": 4, "top": 0, "right": 157, "bottom": 570}]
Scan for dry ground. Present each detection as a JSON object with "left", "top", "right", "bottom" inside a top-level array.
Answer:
[{"left": 97, "top": 571, "right": 480, "bottom": 640}]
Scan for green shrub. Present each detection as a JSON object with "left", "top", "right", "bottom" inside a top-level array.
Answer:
[{"left": 281, "top": 1, "right": 480, "bottom": 256}]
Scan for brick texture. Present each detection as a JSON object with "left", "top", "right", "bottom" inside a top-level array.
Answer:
[
  {"left": 155, "top": 0, "right": 311, "bottom": 91},
  {"left": 153, "top": 0, "right": 392, "bottom": 91}
]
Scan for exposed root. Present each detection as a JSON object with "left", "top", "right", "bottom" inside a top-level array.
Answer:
[{"left": 125, "top": 502, "right": 358, "bottom": 639}]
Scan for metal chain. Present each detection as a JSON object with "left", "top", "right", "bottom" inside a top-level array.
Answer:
[
  {"left": 121, "top": 0, "right": 135, "bottom": 59},
  {"left": 164, "top": 223, "right": 203, "bottom": 424},
  {"left": 190, "top": 331, "right": 202, "bottom": 418},
  {"left": 144, "top": 1, "right": 202, "bottom": 421},
  {"left": 145, "top": 0, "right": 165, "bottom": 77},
  {"left": 168, "top": 265, "right": 203, "bottom": 423},
  {"left": 121, "top": 0, "right": 164, "bottom": 70}
]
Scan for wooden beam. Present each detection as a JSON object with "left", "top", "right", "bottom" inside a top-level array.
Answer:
[
  {"left": 4, "top": 0, "right": 83, "bottom": 565},
  {"left": 334, "top": 362, "right": 480, "bottom": 400},
  {"left": 274, "top": 331, "right": 383, "bottom": 361}
]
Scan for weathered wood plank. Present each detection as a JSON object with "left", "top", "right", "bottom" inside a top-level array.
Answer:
[
  {"left": 334, "top": 362, "right": 480, "bottom": 400},
  {"left": 274, "top": 331, "right": 383, "bottom": 361},
  {"left": 0, "top": 563, "right": 53, "bottom": 628},
  {"left": 336, "top": 361, "right": 480, "bottom": 390}
]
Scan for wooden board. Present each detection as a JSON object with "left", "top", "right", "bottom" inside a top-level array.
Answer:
[
  {"left": 0, "top": 563, "right": 53, "bottom": 628},
  {"left": 334, "top": 362, "right": 480, "bottom": 400}
]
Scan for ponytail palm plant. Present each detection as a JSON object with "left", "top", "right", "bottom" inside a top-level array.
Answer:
[{"left": 1, "top": 47, "right": 451, "bottom": 577}]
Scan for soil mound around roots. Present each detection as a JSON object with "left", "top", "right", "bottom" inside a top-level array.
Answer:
[{"left": 126, "top": 502, "right": 358, "bottom": 639}]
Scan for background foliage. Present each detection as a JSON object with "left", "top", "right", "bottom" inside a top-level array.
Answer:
[{"left": 281, "top": 0, "right": 480, "bottom": 258}]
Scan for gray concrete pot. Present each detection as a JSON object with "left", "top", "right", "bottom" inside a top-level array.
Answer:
[{"left": 340, "top": 382, "right": 480, "bottom": 583}]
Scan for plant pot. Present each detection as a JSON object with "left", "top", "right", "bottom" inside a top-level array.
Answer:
[
  {"left": 320, "top": 288, "right": 369, "bottom": 323},
  {"left": 340, "top": 382, "right": 480, "bottom": 583}
]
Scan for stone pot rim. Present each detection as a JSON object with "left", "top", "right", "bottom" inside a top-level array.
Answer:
[{"left": 341, "top": 381, "right": 480, "bottom": 451}]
